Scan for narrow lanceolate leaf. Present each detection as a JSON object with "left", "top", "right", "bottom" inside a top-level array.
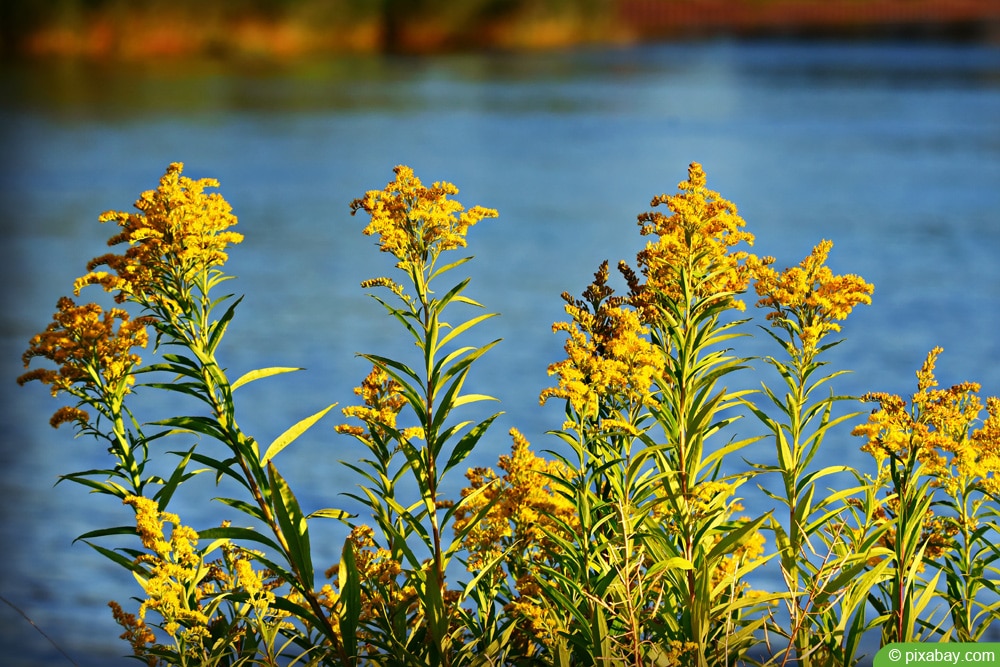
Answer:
[
  {"left": 154, "top": 446, "right": 200, "bottom": 510},
  {"left": 206, "top": 294, "right": 243, "bottom": 355},
  {"left": 231, "top": 366, "right": 303, "bottom": 392},
  {"left": 197, "top": 525, "right": 283, "bottom": 553},
  {"left": 82, "top": 540, "right": 143, "bottom": 572},
  {"left": 268, "top": 462, "right": 314, "bottom": 586},
  {"left": 152, "top": 415, "right": 227, "bottom": 441},
  {"left": 437, "top": 312, "right": 498, "bottom": 349},
  {"left": 213, "top": 496, "right": 267, "bottom": 523},
  {"left": 307, "top": 508, "right": 354, "bottom": 521},
  {"left": 339, "top": 537, "right": 362, "bottom": 659},
  {"left": 443, "top": 413, "right": 501, "bottom": 477},
  {"left": 75, "top": 525, "right": 140, "bottom": 542},
  {"left": 261, "top": 403, "right": 337, "bottom": 465}
]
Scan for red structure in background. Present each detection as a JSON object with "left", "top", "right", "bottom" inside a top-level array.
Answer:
[{"left": 617, "top": 0, "right": 1000, "bottom": 39}]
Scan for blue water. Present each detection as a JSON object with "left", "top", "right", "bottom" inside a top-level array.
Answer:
[{"left": 1, "top": 40, "right": 999, "bottom": 665}]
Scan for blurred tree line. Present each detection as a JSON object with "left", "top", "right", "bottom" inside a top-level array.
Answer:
[{"left": 0, "top": 0, "right": 615, "bottom": 57}]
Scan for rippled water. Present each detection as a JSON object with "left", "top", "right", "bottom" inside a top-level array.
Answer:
[{"left": 1, "top": 40, "right": 999, "bottom": 665}]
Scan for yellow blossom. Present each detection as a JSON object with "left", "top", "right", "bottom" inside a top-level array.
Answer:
[
  {"left": 322, "top": 523, "right": 417, "bottom": 648},
  {"left": 74, "top": 162, "right": 242, "bottom": 305},
  {"left": 455, "top": 428, "right": 578, "bottom": 570},
  {"left": 854, "top": 348, "right": 996, "bottom": 490},
  {"left": 628, "top": 162, "right": 758, "bottom": 315},
  {"left": 753, "top": 240, "right": 873, "bottom": 353},
  {"left": 109, "top": 600, "right": 159, "bottom": 666},
  {"left": 349, "top": 165, "right": 497, "bottom": 270},
  {"left": 454, "top": 429, "right": 579, "bottom": 650},
  {"left": 853, "top": 348, "right": 1000, "bottom": 564},
  {"left": 120, "top": 495, "right": 213, "bottom": 645},
  {"left": 18, "top": 297, "right": 151, "bottom": 427},
  {"left": 336, "top": 365, "right": 409, "bottom": 445},
  {"left": 541, "top": 261, "right": 665, "bottom": 426}
]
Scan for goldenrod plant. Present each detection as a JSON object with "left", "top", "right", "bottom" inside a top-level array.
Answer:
[
  {"left": 333, "top": 165, "right": 504, "bottom": 665},
  {"left": 853, "top": 348, "right": 1000, "bottom": 646},
  {"left": 748, "top": 242, "right": 884, "bottom": 666},
  {"left": 17, "top": 161, "right": 1000, "bottom": 666}
]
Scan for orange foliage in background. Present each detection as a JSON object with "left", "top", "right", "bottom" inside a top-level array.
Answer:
[{"left": 5, "top": 0, "right": 998, "bottom": 61}]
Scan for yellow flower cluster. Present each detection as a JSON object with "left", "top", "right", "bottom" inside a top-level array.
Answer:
[
  {"left": 866, "top": 497, "right": 958, "bottom": 566},
  {"left": 336, "top": 365, "right": 423, "bottom": 444},
  {"left": 74, "top": 162, "right": 242, "bottom": 305},
  {"left": 320, "top": 524, "right": 416, "bottom": 645},
  {"left": 631, "top": 162, "right": 757, "bottom": 313},
  {"left": 854, "top": 348, "right": 1000, "bottom": 495},
  {"left": 455, "top": 428, "right": 579, "bottom": 649},
  {"left": 455, "top": 428, "right": 578, "bottom": 570},
  {"left": 854, "top": 349, "right": 1000, "bottom": 565},
  {"left": 753, "top": 240, "right": 874, "bottom": 352},
  {"left": 124, "top": 495, "right": 211, "bottom": 639},
  {"left": 109, "top": 600, "right": 159, "bottom": 667},
  {"left": 349, "top": 165, "right": 498, "bottom": 269},
  {"left": 17, "top": 297, "right": 152, "bottom": 427},
  {"left": 541, "top": 262, "right": 665, "bottom": 427}
]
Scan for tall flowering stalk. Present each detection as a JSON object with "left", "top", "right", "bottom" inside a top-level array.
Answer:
[
  {"left": 538, "top": 262, "right": 683, "bottom": 665},
  {"left": 536, "top": 164, "right": 772, "bottom": 666},
  {"left": 338, "top": 165, "right": 501, "bottom": 665},
  {"left": 625, "top": 163, "right": 772, "bottom": 666},
  {"left": 853, "top": 348, "right": 1000, "bottom": 645},
  {"left": 19, "top": 164, "right": 349, "bottom": 665},
  {"left": 749, "top": 241, "right": 879, "bottom": 665},
  {"left": 18, "top": 297, "right": 154, "bottom": 497}
]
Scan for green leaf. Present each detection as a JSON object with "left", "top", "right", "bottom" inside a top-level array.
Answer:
[
  {"left": 197, "top": 525, "right": 283, "bottom": 553},
  {"left": 307, "top": 508, "right": 354, "bottom": 521},
  {"left": 443, "top": 413, "right": 501, "bottom": 477},
  {"left": 268, "top": 462, "right": 313, "bottom": 586},
  {"left": 152, "top": 415, "right": 226, "bottom": 442},
  {"left": 154, "top": 446, "right": 200, "bottom": 509},
  {"left": 212, "top": 496, "right": 267, "bottom": 523},
  {"left": 428, "top": 255, "right": 473, "bottom": 282},
  {"left": 141, "top": 381, "right": 217, "bottom": 406},
  {"left": 206, "top": 295, "right": 243, "bottom": 355},
  {"left": 438, "top": 312, "right": 498, "bottom": 349},
  {"left": 339, "top": 537, "right": 361, "bottom": 660},
  {"left": 231, "top": 366, "right": 303, "bottom": 391},
  {"left": 182, "top": 451, "right": 250, "bottom": 490},
  {"left": 74, "top": 525, "right": 139, "bottom": 543},
  {"left": 261, "top": 403, "right": 337, "bottom": 465},
  {"left": 81, "top": 540, "right": 143, "bottom": 572},
  {"left": 57, "top": 472, "right": 130, "bottom": 498},
  {"left": 647, "top": 556, "right": 695, "bottom": 576}
]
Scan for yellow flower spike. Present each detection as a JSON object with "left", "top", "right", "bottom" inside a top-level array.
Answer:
[
  {"left": 120, "top": 494, "right": 216, "bottom": 651},
  {"left": 18, "top": 297, "right": 151, "bottom": 424},
  {"left": 854, "top": 348, "right": 1000, "bottom": 570},
  {"left": 336, "top": 365, "right": 409, "bottom": 445},
  {"left": 754, "top": 240, "right": 873, "bottom": 355},
  {"left": 541, "top": 262, "right": 664, "bottom": 429},
  {"left": 631, "top": 162, "right": 759, "bottom": 315},
  {"left": 455, "top": 428, "right": 578, "bottom": 572},
  {"left": 109, "top": 600, "right": 157, "bottom": 662},
  {"left": 75, "top": 162, "right": 242, "bottom": 305},
  {"left": 349, "top": 165, "right": 497, "bottom": 269}
]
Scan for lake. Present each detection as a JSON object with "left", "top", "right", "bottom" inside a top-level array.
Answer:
[{"left": 1, "top": 39, "right": 999, "bottom": 665}]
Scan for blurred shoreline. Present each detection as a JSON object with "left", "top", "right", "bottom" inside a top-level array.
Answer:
[{"left": 1, "top": 0, "right": 999, "bottom": 62}]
